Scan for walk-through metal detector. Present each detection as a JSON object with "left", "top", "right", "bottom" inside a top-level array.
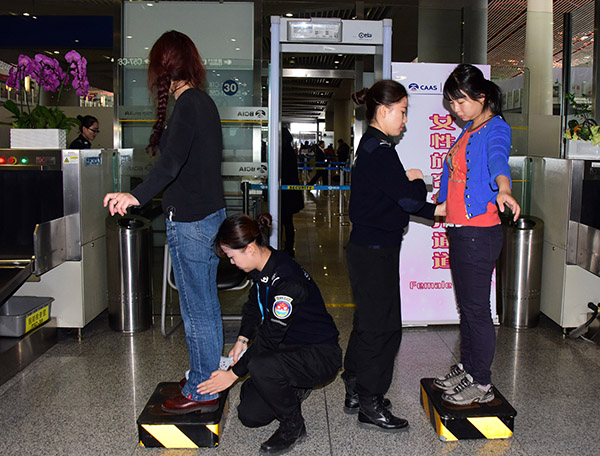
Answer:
[{"left": 268, "top": 17, "right": 392, "bottom": 247}]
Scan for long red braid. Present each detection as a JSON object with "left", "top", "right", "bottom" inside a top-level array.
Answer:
[
  {"left": 147, "top": 75, "right": 170, "bottom": 155},
  {"left": 146, "top": 31, "right": 206, "bottom": 155}
]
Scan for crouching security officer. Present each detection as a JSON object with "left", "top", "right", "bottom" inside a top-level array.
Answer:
[{"left": 198, "top": 213, "right": 342, "bottom": 454}]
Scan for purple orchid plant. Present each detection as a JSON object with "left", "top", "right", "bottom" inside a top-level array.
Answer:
[{"left": 2, "top": 50, "right": 90, "bottom": 131}]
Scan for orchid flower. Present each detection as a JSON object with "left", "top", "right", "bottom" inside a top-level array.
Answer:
[{"left": 2, "top": 50, "right": 90, "bottom": 132}]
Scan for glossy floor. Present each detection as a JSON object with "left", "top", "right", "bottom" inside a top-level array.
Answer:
[{"left": 1, "top": 190, "right": 599, "bottom": 455}]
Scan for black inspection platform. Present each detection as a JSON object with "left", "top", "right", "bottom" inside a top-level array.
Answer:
[
  {"left": 137, "top": 382, "right": 229, "bottom": 448},
  {"left": 420, "top": 378, "right": 516, "bottom": 441}
]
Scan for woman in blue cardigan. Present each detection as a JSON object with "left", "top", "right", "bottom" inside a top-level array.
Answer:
[{"left": 433, "top": 64, "right": 520, "bottom": 406}]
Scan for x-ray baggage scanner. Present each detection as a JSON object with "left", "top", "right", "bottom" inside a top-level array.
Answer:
[{"left": 268, "top": 17, "right": 392, "bottom": 246}]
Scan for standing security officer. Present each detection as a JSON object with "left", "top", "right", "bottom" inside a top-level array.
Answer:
[
  {"left": 198, "top": 213, "right": 341, "bottom": 454},
  {"left": 344, "top": 80, "right": 444, "bottom": 431}
]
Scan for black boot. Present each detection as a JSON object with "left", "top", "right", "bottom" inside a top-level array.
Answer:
[
  {"left": 260, "top": 417, "right": 306, "bottom": 454},
  {"left": 357, "top": 395, "right": 409, "bottom": 432},
  {"left": 342, "top": 374, "right": 391, "bottom": 415}
]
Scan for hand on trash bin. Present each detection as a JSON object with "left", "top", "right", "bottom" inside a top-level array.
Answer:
[
  {"left": 495, "top": 175, "right": 520, "bottom": 222},
  {"left": 496, "top": 190, "right": 520, "bottom": 221},
  {"left": 103, "top": 192, "right": 140, "bottom": 216}
]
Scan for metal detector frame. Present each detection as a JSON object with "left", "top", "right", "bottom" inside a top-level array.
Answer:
[{"left": 268, "top": 16, "right": 392, "bottom": 247}]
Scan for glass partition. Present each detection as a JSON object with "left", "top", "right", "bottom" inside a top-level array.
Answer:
[{"left": 564, "top": 2, "right": 595, "bottom": 138}]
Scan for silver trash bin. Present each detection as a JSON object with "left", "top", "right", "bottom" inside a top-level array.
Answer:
[
  {"left": 500, "top": 216, "right": 544, "bottom": 329},
  {"left": 106, "top": 215, "right": 153, "bottom": 332}
]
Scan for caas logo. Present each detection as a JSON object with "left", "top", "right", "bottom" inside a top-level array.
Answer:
[
  {"left": 408, "top": 82, "right": 439, "bottom": 92},
  {"left": 358, "top": 32, "right": 373, "bottom": 39}
]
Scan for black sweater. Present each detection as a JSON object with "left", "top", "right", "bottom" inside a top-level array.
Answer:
[
  {"left": 131, "top": 88, "right": 225, "bottom": 222},
  {"left": 232, "top": 250, "right": 339, "bottom": 378},
  {"left": 349, "top": 126, "right": 436, "bottom": 247}
]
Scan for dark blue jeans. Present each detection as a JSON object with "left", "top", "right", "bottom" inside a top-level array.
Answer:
[
  {"left": 167, "top": 208, "right": 226, "bottom": 401},
  {"left": 447, "top": 225, "right": 503, "bottom": 385}
]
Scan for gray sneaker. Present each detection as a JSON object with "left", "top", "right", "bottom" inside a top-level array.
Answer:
[
  {"left": 433, "top": 363, "right": 467, "bottom": 390},
  {"left": 442, "top": 374, "right": 495, "bottom": 406}
]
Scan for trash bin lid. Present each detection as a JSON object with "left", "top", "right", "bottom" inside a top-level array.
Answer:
[
  {"left": 118, "top": 218, "right": 145, "bottom": 229},
  {"left": 515, "top": 218, "right": 536, "bottom": 229}
]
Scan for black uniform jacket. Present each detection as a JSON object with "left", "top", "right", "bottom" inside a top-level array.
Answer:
[
  {"left": 231, "top": 250, "right": 339, "bottom": 378},
  {"left": 349, "top": 126, "right": 436, "bottom": 247},
  {"left": 69, "top": 134, "right": 91, "bottom": 149}
]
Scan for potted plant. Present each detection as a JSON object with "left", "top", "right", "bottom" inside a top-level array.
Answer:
[
  {"left": 564, "top": 92, "right": 600, "bottom": 158},
  {"left": 1, "top": 51, "right": 90, "bottom": 149}
]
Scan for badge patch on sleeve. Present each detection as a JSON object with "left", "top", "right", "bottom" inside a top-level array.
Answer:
[{"left": 273, "top": 295, "right": 293, "bottom": 319}]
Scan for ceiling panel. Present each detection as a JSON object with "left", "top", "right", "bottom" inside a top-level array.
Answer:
[{"left": 488, "top": 0, "right": 594, "bottom": 80}]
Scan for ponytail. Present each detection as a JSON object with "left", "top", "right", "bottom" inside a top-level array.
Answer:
[
  {"left": 352, "top": 80, "right": 408, "bottom": 123},
  {"left": 485, "top": 80, "right": 503, "bottom": 117},
  {"left": 214, "top": 213, "right": 272, "bottom": 257},
  {"left": 77, "top": 114, "right": 98, "bottom": 132}
]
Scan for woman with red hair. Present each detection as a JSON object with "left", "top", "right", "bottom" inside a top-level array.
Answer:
[{"left": 103, "top": 30, "right": 226, "bottom": 413}]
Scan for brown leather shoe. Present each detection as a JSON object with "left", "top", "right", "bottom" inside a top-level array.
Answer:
[
  {"left": 161, "top": 393, "right": 219, "bottom": 414},
  {"left": 179, "top": 377, "right": 186, "bottom": 388}
]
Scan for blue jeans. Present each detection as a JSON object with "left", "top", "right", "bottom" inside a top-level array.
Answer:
[
  {"left": 447, "top": 225, "right": 503, "bottom": 385},
  {"left": 166, "top": 208, "right": 226, "bottom": 401}
]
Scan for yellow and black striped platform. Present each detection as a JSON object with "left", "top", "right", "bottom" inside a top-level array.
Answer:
[
  {"left": 137, "top": 382, "right": 229, "bottom": 448},
  {"left": 420, "top": 378, "right": 516, "bottom": 441}
]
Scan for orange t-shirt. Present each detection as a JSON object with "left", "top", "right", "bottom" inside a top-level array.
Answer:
[{"left": 445, "top": 124, "right": 500, "bottom": 227}]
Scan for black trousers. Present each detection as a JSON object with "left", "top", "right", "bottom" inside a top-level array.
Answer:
[
  {"left": 344, "top": 242, "right": 402, "bottom": 397},
  {"left": 237, "top": 343, "right": 342, "bottom": 427},
  {"left": 447, "top": 225, "right": 503, "bottom": 385},
  {"left": 280, "top": 209, "right": 295, "bottom": 252}
]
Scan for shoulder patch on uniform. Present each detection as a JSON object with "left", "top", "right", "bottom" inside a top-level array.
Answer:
[
  {"left": 273, "top": 295, "right": 293, "bottom": 319},
  {"left": 362, "top": 137, "right": 381, "bottom": 153},
  {"left": 301, "top": 268, "right": 312, "bottom": 281}
]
